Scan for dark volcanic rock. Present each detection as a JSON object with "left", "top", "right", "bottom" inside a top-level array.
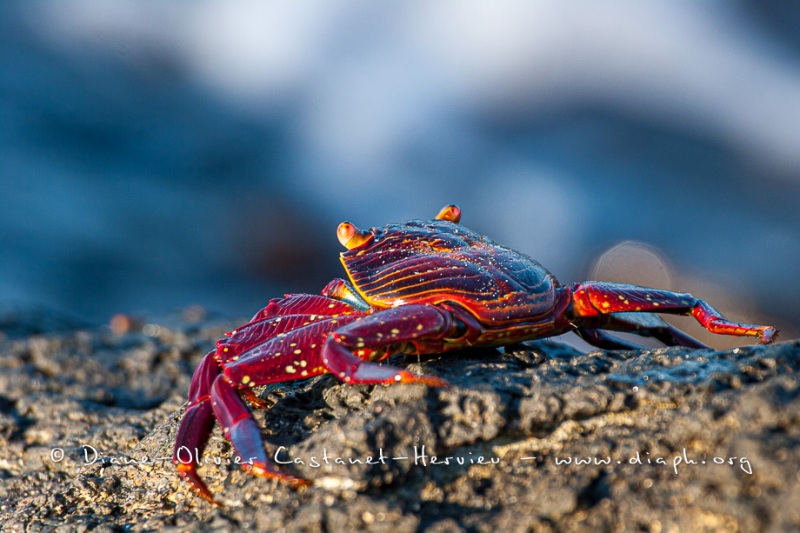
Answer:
[{"left": 1, "top": 311, "right": 799, "bottom": 532}]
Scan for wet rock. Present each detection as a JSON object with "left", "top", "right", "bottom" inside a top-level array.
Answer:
[{"left": 0, "top": 311, "right": 798, "bottom": 531}]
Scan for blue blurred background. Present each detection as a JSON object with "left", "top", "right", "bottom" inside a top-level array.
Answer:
[{"left": 2, "top": 1, "right": 798, "bottom": 347}]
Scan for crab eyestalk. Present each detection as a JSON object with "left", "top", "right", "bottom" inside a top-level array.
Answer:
[
  {"left": 435, "top": 204, "right": 461, "bottom": 223},
  {"left": 337, "top": 222, "right": 372, "bottom": 249}
]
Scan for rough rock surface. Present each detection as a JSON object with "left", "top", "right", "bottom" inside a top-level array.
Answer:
[{"left": 1, "top": 310, "right": 798, "bottom": 532}]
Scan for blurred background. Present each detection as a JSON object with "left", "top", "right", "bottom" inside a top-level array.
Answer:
[{"left": 2, "top": 1, "right": 798, "bottom": 348}]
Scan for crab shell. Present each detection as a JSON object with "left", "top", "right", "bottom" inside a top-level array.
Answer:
[{"left": 340, "top": 218, "right": 558, "bottom": 326}]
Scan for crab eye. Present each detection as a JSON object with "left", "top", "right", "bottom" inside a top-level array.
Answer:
[
  {"left": 435, "top": 204, "right": 461, "bottom": 223},
  {"left": 337, "top": 222, "right": 371, "bottom": 249}
]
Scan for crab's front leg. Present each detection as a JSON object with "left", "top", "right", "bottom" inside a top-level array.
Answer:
[{"left": 321, "top": 305, "right": 462, "bottom": 387}]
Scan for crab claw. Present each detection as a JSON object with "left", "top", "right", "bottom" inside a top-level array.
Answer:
[
  {"left": 337, "top": 222, "right": 372, "bottom": 249},
  {"left": 435, "top": 205, "right": 461, "bottom": 223}
]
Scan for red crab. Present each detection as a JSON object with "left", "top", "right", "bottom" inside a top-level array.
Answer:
[{"left": 174, "top": 204, "right": 776, "bottom": 504}]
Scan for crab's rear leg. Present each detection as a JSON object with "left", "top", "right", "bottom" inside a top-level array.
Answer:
[
  {"left": 176, "top": 293, "right": 365, "bottom": 504},
  {"left": 576, "top": 328, "right": 655, "bottom": 351},
  {"left": 209, "top": 375, "right": 309, "bottom": 489},
  {"left": 571, "top": 282, "right": 777, "bottom": 344},
  {"left": 211, "top": 314, "right": 366, "bottom": 495},
  {"left": 577, "top": 312, "right": 709, "bottom": 350},
  {"left": 173, "top": 351, "right": 222, "bottom": 505},
  {"left": 321, "top": 305, "right": 457, "bottom": 387}
]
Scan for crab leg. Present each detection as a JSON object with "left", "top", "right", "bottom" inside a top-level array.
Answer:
[
  {"left": 577, "top": 311, "right": 710, "bottom": 349},
  {"left": 603, "top": 312, "right": 708, "bottom": 347},
  {"left": 172, "top": 351, "right": 222, "bottom": 505},
  {"left": 247, "top": 293, "right": 358, "bottom": 324},
  {"left": 218, "top": 293, "right": 365, "bottom": 364},
  {"left": 223, "top": 315, "right": 364, "bottom": 385},
  {"left": 575, "top": 328, "right": 654, "bottom": 351},
  {"left": 571, "top": 282, "right": 777, "bottom": 343},
  {"left": 204, "top": 314, "right": 368, "bottom": 499},
  {"left": 209, "top": 375, "right": 309, "bottom": 488},
  {"left": 321, "top": 305, "right": 454, "bottom": 387},
  {"left": 576, "top": 324, "right": 706, "bottom": 350},
  {"left": 175, "top": 293, "right": 365, "bottom": 504}
]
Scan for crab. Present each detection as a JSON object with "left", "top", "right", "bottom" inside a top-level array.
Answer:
[{"left": 173, "top": 204, "right": 776, "bottom": 504}]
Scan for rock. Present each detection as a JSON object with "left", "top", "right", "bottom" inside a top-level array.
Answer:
[{"left": 1, "top": 311, "right": 798, "bottom": 531}]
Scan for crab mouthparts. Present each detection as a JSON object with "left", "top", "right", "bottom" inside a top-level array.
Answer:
[{"left": 337, "top": 222, "right": 372, "bottom": 249}]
